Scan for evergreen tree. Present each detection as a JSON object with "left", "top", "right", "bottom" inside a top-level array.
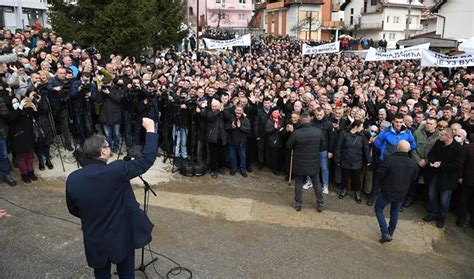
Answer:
[{"left": 48, "top": 0, "right": 187, "bottom": 57}]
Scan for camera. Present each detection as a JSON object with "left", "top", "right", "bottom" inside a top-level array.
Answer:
[{"left": 86, "top": 47, "right": 98, "bottom": 56}]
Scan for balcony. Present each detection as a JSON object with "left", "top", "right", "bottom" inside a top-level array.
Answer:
[
  {"left": 266, "top": 0, "right": 285, "bottom": 9},
  {"left": 408, "top": 24, "right": 423, "bottom": 31},
  {"left": 320, "top": 20, "right": 342, "bottom": 29}
]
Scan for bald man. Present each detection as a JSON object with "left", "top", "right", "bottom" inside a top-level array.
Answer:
[{"left": 375, "top": 140, "right": 419, "bottom": 243}]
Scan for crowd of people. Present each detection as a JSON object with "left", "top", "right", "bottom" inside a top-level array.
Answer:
[{"left": 0, "top": 27, "right": 473, "bottom": 232}]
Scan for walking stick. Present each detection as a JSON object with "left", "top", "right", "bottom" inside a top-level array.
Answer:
[{"left": 288, "top": 150, "right": 294, "bottom": 186}]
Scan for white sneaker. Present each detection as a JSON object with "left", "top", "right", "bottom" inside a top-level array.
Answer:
[
  {"left": 322, "top": 184, "right": 329, "bottom": 195},
  {"left": 303, "top": 181, "right": 313, "bottom": 190}
]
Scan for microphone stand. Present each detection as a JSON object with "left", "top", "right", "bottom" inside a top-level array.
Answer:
[{"left": 136, "top": 174, "right": 158, "bottom": 275}]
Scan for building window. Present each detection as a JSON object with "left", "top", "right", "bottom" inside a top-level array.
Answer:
[
  {"left": 239, "top": 14, "right": 245, "bottom": 20},
  {"left": 216, "top": 0, "right": 221, "bottom": 3},
  {"left": 219, "top": 13, "right": 227, "bottom": 20},
  {"left": 239, "top": 0, "right": 246, "bottom": 3},
  {"left": 389, "top": 33, "right": 395, "bottom": 40},
  {"left": 386, "top": 16, "right": 389, "bottom": 23},
  {"left": 189, "top": 7, "right": 193, "bottom": 16},
  {"left": 393, "top": 16, "right": 399, "bottom": 23},
  {"left": 350, "top": 16, "right": 353, "bottom": 25},
  {"left": 350, "top": 8, "right": 354, "bottom": 15},
  {"left": 371, "top": 0, "right": 377, "bottom": 5}
]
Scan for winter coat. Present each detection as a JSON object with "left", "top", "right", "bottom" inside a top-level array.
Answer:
[
  {"left": 377, "top": 152, "right": 419, "bottom": 202},
  {"left": 226, "top": 115, "right": 250, "bottom": 147},
  {"left": 335, "top": 130, "right": 370, "bottom": 170},
  {"left": 98, "top": 86, "right": 123, "bottom": 126},
  {"left": 265, "top": 119, "right": 284, "bottom": 148},
  {"left": 412, "top": 126, "right": 439, "bottom": 163},
  {"left": 35, "top": 95, "right": 55, "bottom": 145},
  {"left": 201, "top": 109, "right": 227, "bottom": 145},
  {"left": 254, "top": 107, "right": 271, "bottom": 139},
  {"left": 0, "top": 93, "right": 10, "bottom": 138},
  {"left": 286, "top": 123, "right": 325, "bottom": 176},
  {"left": 428, "top": 140, "right": 466, "bottom": 191},
  {"left": 374, "top": 124, "right": 416, "bottom": 160},
  {"left": 462, "top": 143, "right": 474, "bottom": 188},
  {"left": 312, "top": 117, "right": 336, "bottom": 152},
  {"left": 8, "top": 107, "right": 35, "bottom": 153}
]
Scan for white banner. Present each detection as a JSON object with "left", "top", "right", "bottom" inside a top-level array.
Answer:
[
  {"left": 365, "top": 43, "right": 430, "bottom": 61},
  {"left": 421, "top": 49, "right": 474, "bottom": 67},
  {"left": 203, "top": 34, "right": 251, "bottom": 49},
  {"left": 302, "top": 41, "right": 340, "bottom": 55}
]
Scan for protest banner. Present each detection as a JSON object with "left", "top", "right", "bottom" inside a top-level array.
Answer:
[
  {"left": 365, "top": 43, "right": 430, "bottom": 61},
  {"left": 302, "top": 41, "right": 340, "bottom": 55},
  {"left": 421, "top": 49, "right": 474, "bottom": 67},
  {"left": 203, "top": 34, "right": 251, "bottom": 49}
]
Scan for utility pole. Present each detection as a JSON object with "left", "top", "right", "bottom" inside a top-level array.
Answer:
[
  {"left": 308, "top": 11, "right": 313, "bottom": 40},
  {"left": 196, "top": 0, "right": 200, "bottom": 58},
  {"left": 405, "top": 0, "right": 412, "bottom": 39}
]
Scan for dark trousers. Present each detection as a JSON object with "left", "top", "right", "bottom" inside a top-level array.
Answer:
[
  {"left": 0, "top": 137, "right": 11, "bottom": 177},
  {"left": 35, "top": 143, "right": 51, "bottom": 164},
  {"left": 294, "top": 174, "right": 324, "bottom": 206},
  {"left": 256, "top": 138, "right": 265, "bottom": 165},
  {"left": 125, "top": 119, "right": 142, "bottom": 153},
  {"left": 56, "top": 107, "right": 72, "bottom": 147},
  {"left": 74, "top": 111, "right": 93, "bottom": 145},
  {"left": 266, "top": 146, "right": 282, "bottom": 173},
  {"left": 374, "top": 192, "right": 402, "bottom": 236},
  {"left": 94, "top": 249, "right": 135, "bottom": 279},
  {"left": 428, "top": 177, "right": 452, "bottom": 221},
  {"left": 341, "top": 168, "right": 362, "bottom": 192},
  {"left": 457, "top": 185, "right": 474, "bottom": 223},
  {"left": 208, "top": 141, "right": 224, "bottom": 172},
  {"left": 406, "top": 167, "right": 431, "bottom": 200}
]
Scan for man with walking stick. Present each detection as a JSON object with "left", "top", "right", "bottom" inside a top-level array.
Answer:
[
  {"left": 286, "top": 113, "right": 326, "bottom": 212},
  {"left": 66, "top": 117, "right": 157, "bottom": 278}
]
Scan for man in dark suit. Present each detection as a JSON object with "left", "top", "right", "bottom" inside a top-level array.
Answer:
[
  {"left": 287, "top": 113, "right": 326, "bottom": 212},
  {"left": 66, "top": 117, "right": 157, "bottom": 278},
  {"left": 375, "top": 140, "right": 418, "bottom": 243}
]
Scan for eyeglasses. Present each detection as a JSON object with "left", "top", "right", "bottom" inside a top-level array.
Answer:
[{"left": 101, "top": 143, "right": 110, "bottom": 148}]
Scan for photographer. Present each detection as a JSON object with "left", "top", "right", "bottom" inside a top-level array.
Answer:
[
  {"left": 71, "top": 73, "right": 97, "bottom": 145},
  {"left": 8, "top": 92, "right": 37, "bottom": 183},
  {"left": 32, "top": 88, "right": 55, "bottom": 171},
  {"left": 47, "top": 67, "right": 74, "bottom": 151},
  {"left": 98, "top": 79, "right": 123, "bottom": 154},
  {"left": 170, "top": 89, "right": 192, "bottom": 160},
  {"left": 122, "top": 77, "right": 147, "bottom": 156}
]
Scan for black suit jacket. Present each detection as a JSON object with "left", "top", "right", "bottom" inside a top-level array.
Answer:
[{"left": 66, "top": 132, "right": 158, "bottom": 268}]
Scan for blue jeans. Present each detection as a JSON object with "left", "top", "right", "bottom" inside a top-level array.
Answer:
[
  {"left": 93, "top": 249, "right": 135, "bottom": 279},
  {"left": 320, "top": 150, "right": 329, "bottom": 185},
  {"left": 0, "top": 137, "right": 10, "bottom": 177},
  {"left": 173, "top": 125, "right": 188, "bottom": 159},
  {"left": 374, "top": 192, "right": 402, "bottom": 236},
  {"left": 103, "top": 124, "right": 121, "bottom": 152},
  {"left": 428, "top": 177, "right": 452, "bottom": 220},
  {"left": 229, "top": 145, "right": 246, "bottom": 172}
]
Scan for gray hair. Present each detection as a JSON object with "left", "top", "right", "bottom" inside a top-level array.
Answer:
[{"left": 81, "top": 135, "right": 107, "bottom": 160}]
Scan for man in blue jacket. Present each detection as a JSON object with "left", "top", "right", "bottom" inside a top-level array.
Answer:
[
  {"left": 66, "top": 117, "right": 157, "bottom": 278},
  {"left": 368, "top": 114, "right": 416, "bottom": 205}
]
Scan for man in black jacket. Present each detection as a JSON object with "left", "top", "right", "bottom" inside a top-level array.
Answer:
[
  {"left": 375, "top": 140, "right": 418, "bottom": 243},
  {"left": 254, "top": 97, "right": 272, "bottom": 170},
  {"left": 66, "top": 117, "right": 157, "bottom": 278},
  {"left": 226, "top": 105, "right": 251, "bottom": 177},
  {"left": 423, "top": 128, "right": 466, "bottom": 228},
  {"left": 287, "top": 113, "right": 326, "bottom": 212}
]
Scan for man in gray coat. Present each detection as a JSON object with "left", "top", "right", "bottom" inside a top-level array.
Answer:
[{"left": 287, "top": 113, "right": 326, "bottom": 212}]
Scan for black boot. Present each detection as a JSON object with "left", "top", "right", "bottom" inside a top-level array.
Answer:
[
  {"left": 338, "top": 189, "right": 347, "bottom": 199},
  {"left": 4, "top": 175, "right": 17, "bottom": 187},
  {"left": 39, "top": 161, "right": 45, "bottom": 171},
  {"left": 29, "top": 172, "right": 38, "bottom": 181},
  {"left": 45, "top": 159, "right": 54, "bottom": 170},
  {"left": 21, "top": 174, "right": 31, "bottom": 184},
  {"left": 355, "top": 191, "right": 362, "bottom": 204}
]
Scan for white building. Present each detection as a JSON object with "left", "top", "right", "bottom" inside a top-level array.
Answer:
[
  {"left": 1, "top": 0, "right": 51, "bottom": 31},
  {"left": 341, "top": 0, "right": 426, "bottom": 49},
  {"left": 431, "top": 0, "right": 474, "bottom": 39}
]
